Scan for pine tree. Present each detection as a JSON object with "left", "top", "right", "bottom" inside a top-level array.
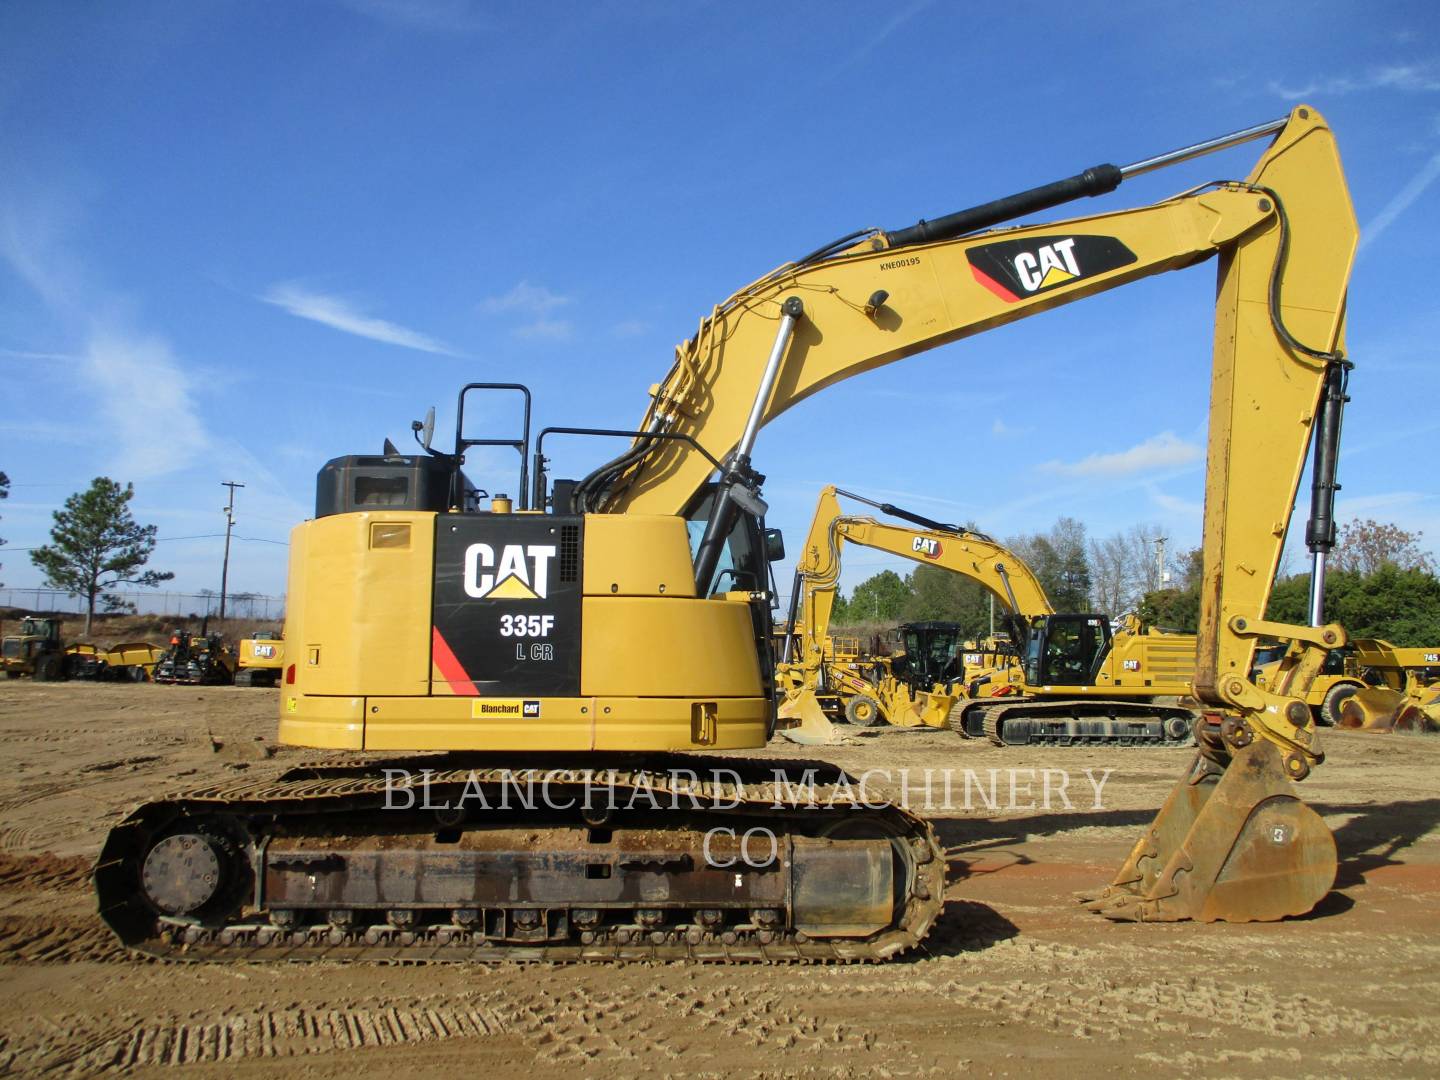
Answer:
[{"left": 30, "top": 478, "right": 173, "bottom": 634}]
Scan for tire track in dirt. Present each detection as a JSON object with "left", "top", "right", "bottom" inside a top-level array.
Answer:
[
  {"left": 0, "top": 853, "right": 92, "bottom": 891},
  {"left": 1, "top": 999, "right": 510, "bottom": 1076},
  {"left": 0, "top": 825, "right": 43, "bottom": 853},
  {"left": 0, "top": 976, "right": 869, "bottom": 1075},
  {"left": 0, "top": 915, "right": 127, "bottom": 966},
  {"left": 866, "top": 936, "right": 1440, "bottom": 1064}
]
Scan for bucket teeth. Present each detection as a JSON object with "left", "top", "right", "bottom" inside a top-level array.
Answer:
[{"left": 777, "top": 693, "right": 848, "bottom": 745}]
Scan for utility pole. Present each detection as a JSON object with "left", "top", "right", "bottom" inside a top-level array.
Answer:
[
  {"left": 1151, "top": 535, "right": 1168, "bottom": 591},
  {"left": 219, "top": 481, "right": 245, "bottom": 621}
]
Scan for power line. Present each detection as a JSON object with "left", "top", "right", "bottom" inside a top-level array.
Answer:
[{"left": 3, "top": 533, "right": 289, "bottom": 552}]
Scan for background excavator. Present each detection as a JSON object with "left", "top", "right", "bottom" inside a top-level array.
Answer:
[
  {"left": 776, "top": 486, "right": 1197, "bottom": 746},
  {"left": 97, "top": 105, "right": 1357, "bottom": 958}
]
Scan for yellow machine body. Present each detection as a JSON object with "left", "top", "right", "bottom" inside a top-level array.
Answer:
[
  {"left": 238, "top": 637, "right": 285, "bottom": 672},
  {"left": 280, "top": 510, "right": 769, "bottom": 752},
  {"left": 1335, "top": 640, "right": 1440, "bottom": 733}
]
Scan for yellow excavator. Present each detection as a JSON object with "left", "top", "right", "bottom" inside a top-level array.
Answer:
[
  {"left": 96, "top": 104, "right": 1356, "bottom": 956},
  {"left": 776, "top": 486, "right": 1197, "bottom": 746}
]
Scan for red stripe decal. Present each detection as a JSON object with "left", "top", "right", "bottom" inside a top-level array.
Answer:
[
  {"left": 970, "top": 263, "right": 1020, "bottom": 303},
  {"left": 431, "top": 627, "right": 479, "bottom": 696}
]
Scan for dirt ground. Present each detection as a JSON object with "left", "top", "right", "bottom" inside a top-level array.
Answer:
[{"left": 1, "top": 681, "right": 1437, "bottom": 1078}]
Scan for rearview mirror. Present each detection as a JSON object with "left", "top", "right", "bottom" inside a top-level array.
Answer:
[{"left": 764, "top": 528, "right": 785, "bottom": 562}]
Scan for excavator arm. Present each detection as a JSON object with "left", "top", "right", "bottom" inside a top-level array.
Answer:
[{"left": 584, "top": 106, "right": 1356, "bottom": 921}]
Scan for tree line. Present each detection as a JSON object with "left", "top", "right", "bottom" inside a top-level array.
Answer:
[{"left": 831, "top": 516, "right": 1440, "bottom": 647}]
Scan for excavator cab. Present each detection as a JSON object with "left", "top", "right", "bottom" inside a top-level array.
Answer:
[
  {"left": 894, "top": 621, "right": 964, "bottom": 689},
  {"left": 1024, "top": 614, "right": 1111, "bottom": 687}
]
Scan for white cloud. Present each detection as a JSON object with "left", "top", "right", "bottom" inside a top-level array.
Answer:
[
  {"left": 0, "top": 196, "right": 212, "bottom": 481},
  {"left": 1149, "top": 489, "right": 1203, "bottom": 519},
  {"left": 261, "top": 282, "right": 460, "bottom": 356},
  {"left": 479, "top": 281, "right": 573, "bottom": 340},
  {"left": 479, "top": 281, "right": 570, "bottom": 317},
  {"left": 1270, "top": 63, "right": 1440, "bottom": 100},
  {"left": 0, "top": 347, "right": 81, "bottom": 363},
  {"left": 1359, "top": 150, "right": 1440, "bottom": 253},
  {"left": 82, "top": 331, "right": 209, "bottom": 479},
  {"left": 333, "top": 0, "right": 487, "bottom": 32},
  {"left": 1042, "top": 432, "right": 1202, "bottom": 478},
  {"left": 991, "top": 417, "right": 1032, "bottom": 438},
  {"left": 1335, "top": 491, "right": 1436, "bottom": 518},
  {"left": 611, "top": 319, "right": 650, "bottom": 339},
  {"left": 513, "top": 318, "right": 574, "bottom": 342}
]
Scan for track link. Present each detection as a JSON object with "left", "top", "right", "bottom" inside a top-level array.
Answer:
[
  {"left": 94, "top": 756, "right": 945, "bottom": 964},
  {"left": 950, "top": 699, "right": 1196, "bottom": 747}
]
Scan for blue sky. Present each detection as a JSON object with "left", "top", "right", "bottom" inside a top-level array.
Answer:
[{"left": 2, "top": 0, "right": 1438, "bottom": 608}]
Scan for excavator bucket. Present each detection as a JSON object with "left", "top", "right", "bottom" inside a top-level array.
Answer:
[
  {"left": 1337, "top": 687, "right": 1440, "bottom": 733},
  {"left": 1081, "top": 734, "right": 1336, "bottom": 922},
  {"left": 777, "top": 691, "right": 844, "bottom": 745}
]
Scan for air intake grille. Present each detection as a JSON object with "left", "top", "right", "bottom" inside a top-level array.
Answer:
[{"left": 559, "top": 525, "right": 580, "bottom": 583}]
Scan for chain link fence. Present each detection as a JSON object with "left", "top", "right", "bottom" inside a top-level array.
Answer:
[{"left": 0, "top": 588, "right": 286, "bottom": 620}]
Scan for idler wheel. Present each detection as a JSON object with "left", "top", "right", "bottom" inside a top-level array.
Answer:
[
  {"left": 141, "top": 833, "right": 222, "bottom": 914},
  {"left": 1164, "top": 715, "right": 1194, "bottom": 742}
]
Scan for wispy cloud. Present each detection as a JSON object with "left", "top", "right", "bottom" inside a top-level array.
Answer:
[
  {"left": 1042, "top": 432, "right": 1202, "bottom": 478},
  {"left": 513, "top": 319, "right": 573, "bottom": 342},
  {"left": 479, "top": 281, "right": 569, "bottom": 316},
  {"left": 332, "top": 0, "right": 488, "bottom": 32},
  {"left": 82, "top": 331, "right": 209, "bottom": 478},
  {"left": 1359, "top": 150, "right": 1440, "bottom": 253},
  {"left": 1335, "top": 490, "right": 1437, "bottom": 518},
  {"left": 0, "top": 347, "right": 82, "bottom": 363},
  {"left": 991, "top": 417, "right": 1032, "bottom": 438},
  {"left": 261, "top": 282, "right": 461, "bottom": 356},
  {"left": 479, "top": 280, "right": 573, "bottom": 340},
  {"left": 611, "top": 319, "right": 650, "bottom": 339},
  {"left": 1270, "top": 63, "right": 1440, "bottom": 100},
  {"left": 1149, "top": 488, "right": 1203, "bottom": 519},
  {"left": 826, "top": 0, "right": 934, "bottom": 75},
  {"left": 0, "top": 197, "right": 210, "bottom": 479}
]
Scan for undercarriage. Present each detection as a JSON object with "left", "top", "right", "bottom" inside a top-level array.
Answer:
[
  {"left": 95, "top": 756, "right": 944, "bottom": 963},
  {"left": 951, "top": 699, "right": 1196, "bottom": 747}
]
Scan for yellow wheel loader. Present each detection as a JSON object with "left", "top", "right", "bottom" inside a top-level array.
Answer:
[
  {"left": 1336, "top": 641, "right": 1440, "bottom": 733},
  {"left": 96, "top": 105, "right": 1360, "bottom": 957},
  {"left": 1254, "top": 642, "right": 1366, "bottom": 726},
  {"left": 2, "top": 617, "right": 70, "bottom": 680},
  {"left": 775, "top": 486, "right": 1197, "bottom": 746}
]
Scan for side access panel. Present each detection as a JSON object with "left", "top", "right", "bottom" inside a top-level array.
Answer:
[{"left": 431, "top": 516, "right": 584, "bottom": 696}]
